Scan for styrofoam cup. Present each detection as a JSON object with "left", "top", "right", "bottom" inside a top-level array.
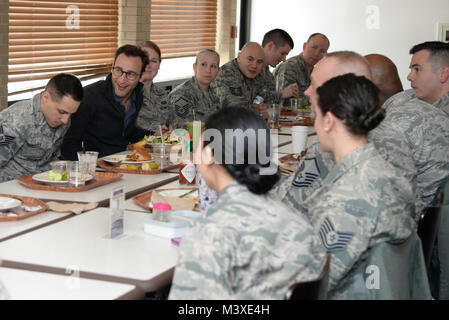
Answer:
[{"left": 291, "top": 126, "right": 309, "bottom": 154}]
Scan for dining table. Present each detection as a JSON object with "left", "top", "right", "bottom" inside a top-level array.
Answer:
[
  {"left": 0, "top": 207, "right": 179, "bottom": 292},
  {"left": 0, "top": 171, "right": 178, "bottom": 207},
  {"left": 0, "top": 266, "right": 143, "bottom": 300}
]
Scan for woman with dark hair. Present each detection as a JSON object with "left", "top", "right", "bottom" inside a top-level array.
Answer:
[
  {"left": 136, "top": 40, "right": 172, "bottom": 135},
  {"left": 168, "top": 106, "right": 326, "bottom": 299},
  {"left": 302, "top": 73, "right": 416, "bottom": 299}
]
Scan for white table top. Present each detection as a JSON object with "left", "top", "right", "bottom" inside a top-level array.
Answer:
[
  {"left": 0, "top": 207, "right": 179, "bottom": 292},
  {"left": 0, "top": 267, "right": 143, "bottom": 300},
  {"left": 0, "top": 172, "right": 178, "bottom": 206},
  {"left": 0, "top": 211, "right": 71, "bottom": 242}
]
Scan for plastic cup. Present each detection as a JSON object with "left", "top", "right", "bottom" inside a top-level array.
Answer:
[
  {"left": 267, "top": 104, "right": 281, "bottom": 129},
  {"left": 67, "top": 161, "right": 88, "bottom": 187},
  {"left": 290, "top": 98, "right": 299, "bottom": 111},
  {"left": 77, "top": 151, "right": 98, "bottom": 178},
  {"left": 153, "top": 202, "right": 172, "bottom": 223},
  {"left": 291, "top": 126, "right": 309, "bottom": 154}
]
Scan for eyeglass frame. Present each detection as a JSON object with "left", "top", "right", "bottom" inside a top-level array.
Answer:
[{"left": 111, "top": 67, "right": 140, "bottom": 81}]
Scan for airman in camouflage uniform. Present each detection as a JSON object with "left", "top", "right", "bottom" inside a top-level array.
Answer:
[
  {"left": 169, "top": 76, "right": 220, "bottom": 128},
  {"left": 273, "top": 53, "right": 312, "bottom": 105},
  {"left": 0, "top": 74, "right": 82, "bottom": 182},
  {"left": 369, "top": 89, "right": 449, "bottom": 217},
  {"left": 301, "top": 142, "right": 416, "bottom": 299},
  {"left": 211, "top": 58, "right": 264, "bottom": 110},
  {"left": 273, "top": 33, "right": 330, "bottom": 106},
  {"left": 136, "top": 84, "right": 172, "bottom": 133},
  {"left": 168, "top": 181, "right": 326, "bottom": 300}
]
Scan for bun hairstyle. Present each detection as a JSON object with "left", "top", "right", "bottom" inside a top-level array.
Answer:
[
  {"left": 317, "top": 73, "right": 385, "bottom": 136},
  {"left": 203, "top": 106, "right": 280, "bottom": 194}
]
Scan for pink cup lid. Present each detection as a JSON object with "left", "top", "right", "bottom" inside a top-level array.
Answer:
[{"left": 153, "top": 202, "right": 172, "bottom": 211}]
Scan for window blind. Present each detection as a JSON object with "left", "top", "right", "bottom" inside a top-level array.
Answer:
[
  {"left": 8, "top": 0, "right": 118, "bottom": 95},
  {"left": 150, "top": 0, "right": 217, "bottom": 59}
]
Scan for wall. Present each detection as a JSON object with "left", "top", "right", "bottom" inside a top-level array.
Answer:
[
  {"left": 0, "top": 0, "right": 8, "bottom": 110},
  {"left": 249, "top": 0, "right": 449, "bottom": 89}
]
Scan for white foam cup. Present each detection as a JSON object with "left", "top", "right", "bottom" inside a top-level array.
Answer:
[{"left": 291, "top": 126, "right": 309, "bottom": 154}]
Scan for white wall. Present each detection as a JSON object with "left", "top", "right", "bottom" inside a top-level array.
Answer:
[{"left": 249, "top": 0, "right": 449, "bottom": 89}]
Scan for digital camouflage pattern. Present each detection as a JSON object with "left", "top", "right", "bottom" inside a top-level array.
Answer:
[
  {"left": 0, "top": 94, "right": 70, "bottom": 182},
  {"left": 434, "top": 91, "right": 449, "bottom": 116},
  {"left": 301, "top": 143, "right": 416, "bottom": 299},
  {"left": 369, "top": 89, "right": 449, "bottom": 217},
  {"left": 254, "top": 66, "right": 282, "bottom": 104},
  {"left": 169, "top": 76, "right": 220, "bottom": 129},
  {"left": 272, "top": 141, "right": 336, "bottom": 213},
  {"left": 169, "top": 181, "right": 326, "bottom": 300},
  {"left": 273, "top": 53, "right": 311, "bottom": 106},
  {"left": 210, "top": 59, "right": 264, "bottom": 110},
  {"left": 136, "top": 83, "right": 172, "bottom": 133}
]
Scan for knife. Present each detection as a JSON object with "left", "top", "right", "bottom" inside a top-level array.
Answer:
[{"left": 179, "top": 189, "right": 197, "bottom": 198}]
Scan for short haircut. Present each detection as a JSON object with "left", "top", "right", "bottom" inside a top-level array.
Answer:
[
  {"left": 114, "top": 44, "right": 149, "bottom": 75},
  {"left": 325, "top": 51, "right": 372, "bottom": 79},
  {"left": 262, "top": 29, "right": 294, "bottom": 49},
  {"left": 307, "top": 33, "right": 330, "bottom": 47},
  {"left": 409, "top": 41, "right": 449, "bottom": 70},
  {"left": 139, "top": 40, "right": 162, "bottom": 62},
  {"left": 195, "top": 49, "right": 220, "bottom": 65},
  {"left": 45, "top": 73, "right": 83, "bottom": 102},
  {"left": 317, "top": 73, "right": 384, "bottom": 136}
]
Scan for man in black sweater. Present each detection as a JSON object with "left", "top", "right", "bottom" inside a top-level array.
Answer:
[{"left": 61, "top": 44, "right": 150, "bottom": 159}]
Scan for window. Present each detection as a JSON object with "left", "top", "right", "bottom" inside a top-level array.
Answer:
[
  {"left": 150, "top": 0, "right": 218, "bottom": 59},
  {"left": 8, "top": 0, "right": 118, "bottom": 100}
]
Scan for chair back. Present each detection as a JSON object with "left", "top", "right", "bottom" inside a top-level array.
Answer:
[
  {"left": 418, "top": 179, "right": 449, "bottom": 268},
  {"left": 285, "top": 255, "right": 331, "bottom": 300}
]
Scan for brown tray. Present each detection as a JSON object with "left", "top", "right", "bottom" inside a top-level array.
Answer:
[
  {"left": 97, "top": 160, "right": 179, "bottom": 175},
  {"left": 17, "top": 172, "right": 123, "bottom": 192},
  {"left": 133, "top": 187, "right": 197, "bottom": 212},
  {"left": 0, "top": 194, "right": 49, "bottom": 221},
  {"left": 280, "top": 117, "right": 314, "bottom": 127}
]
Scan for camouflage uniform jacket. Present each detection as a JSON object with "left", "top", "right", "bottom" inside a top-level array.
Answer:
[
  {"left": 210, "top": 59, "right": 264, "bottom": 110},
  {"left": 169, "top": 76, "right": 220, "bottom": 128},
  {"left": 254, "top": 66, "right": 282, "bottom": 104},
  {"left": 0, "top": 94, "right": 69, "bottom": 182},
  {"left": 369, "top": 89, "right": 449, "bottom": 217},
  {"left": 169, "top": 181, "right": 326, "bottom": 300},
  {"left": 434, "top": 91, "right": 449, "bottom": 116},
  {"left": 136, "top": 83, "right": 172, "bottom": 133},
  {"left": 271, "top": 141, "right": 336, "bottom": 213},
  {"left": 273, "top": 53, "right": 311, "bottom": 105},
  {"left": 302, "top": 142, "right": 416, "bottom": 299}
]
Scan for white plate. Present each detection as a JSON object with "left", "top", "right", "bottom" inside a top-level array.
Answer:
[
  {"left": 0, "top": 196, "right": 22, "bottom": 211},
  {"left": 32, "top": 172, "right": 94, "bottom": 185},
  {"left": 103, "top": 154, "right": 154, "bottom": 165}
]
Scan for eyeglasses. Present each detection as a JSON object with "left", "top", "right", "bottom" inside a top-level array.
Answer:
[{"left": 111, "top": 67, "right": 139, "bottom": 80}]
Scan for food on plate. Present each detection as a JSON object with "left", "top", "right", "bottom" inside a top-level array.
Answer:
[
  {"left": 132, "top": 139, "right": 147, "bottom": 148},
  {"left": 120, "top": 164, "right": 139, "bottom": 170},
  {"left": 125, "top": 148, "right": 152, "bottom": 162},
  {"left": 47, "top": 169, "right": 67, "bottom": 181},
  {"left": 145, "top": 135, "right": 180, "bottom": 145},
  {"left": 142, "top": 162, "right": 158, "bottom": 171}
]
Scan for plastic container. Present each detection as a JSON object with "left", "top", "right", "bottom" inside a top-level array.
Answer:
[
  {"left": 144, "top": 215, "right": 189, "bottom": 238},
  {"left": 153, "top": 202, "right": 172, "bottom": 222}
]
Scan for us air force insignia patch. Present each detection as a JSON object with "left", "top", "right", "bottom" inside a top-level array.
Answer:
[
  {"left": 174, "top": 97, "right": 190, "bottom": 118},
  {"left": 0, "top": 124, "right": 14, "bottom": 146},
  {"left": 292, "top": 157, "right": 320, "bottom": 188},
  {"left": 319, "top": 217, "right": 354, "bottom": 251}
]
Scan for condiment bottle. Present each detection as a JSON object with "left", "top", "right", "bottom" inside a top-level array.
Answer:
[
  {"left": 153, "top": 202, "right": 172, "bottom": 222},
  {"left": 179, "top": 134, "right": 196, "bottom": 184}
]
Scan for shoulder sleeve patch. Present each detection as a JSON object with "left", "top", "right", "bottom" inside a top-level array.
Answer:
[{"left": 319, "top": 217, "right": 354, "bottom": 252}]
